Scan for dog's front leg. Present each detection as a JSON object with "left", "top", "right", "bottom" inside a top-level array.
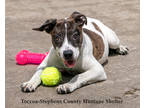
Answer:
[{"left": 56, "top": 60, "right": 107, "bottom": 94}]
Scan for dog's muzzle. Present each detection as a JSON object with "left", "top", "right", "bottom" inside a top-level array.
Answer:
[
  {"left": 63, "top": 50, "right": 76, "bottom": 68},
  {"left": 63, "top": 50, "right": 73, "bottom": 60}
]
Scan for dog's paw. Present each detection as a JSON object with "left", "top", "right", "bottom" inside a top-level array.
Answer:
[
  {"left": 56, "top": 83, "right": 73, "bottom": 94},
  {"left": 21, "top": 82, "right": 36, "bottom": 92},
  {"left": 116, "top": 45, "right": 129, "bottom": 55}
]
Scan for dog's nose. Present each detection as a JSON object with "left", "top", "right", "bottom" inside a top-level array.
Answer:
[{"left": 63, "top": 50, "right": 73, "bottom": 60}]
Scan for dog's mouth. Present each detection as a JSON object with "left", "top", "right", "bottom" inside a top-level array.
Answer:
[{"left": 64, "top": 59, "right": 76, "bottom": 68}]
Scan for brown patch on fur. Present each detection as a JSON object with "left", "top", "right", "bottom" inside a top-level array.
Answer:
[
  {"left": 92, "top": 22, "right": 103, "bottom": 35},
  {"left": 66, "top": 18, "right": 83, "bottom": 48},
  {"left": 83, "top": 28, "right": 104, "bottom": 60},
  {"left": 50, "top": 19, "right": 65, "bottom": 48}
]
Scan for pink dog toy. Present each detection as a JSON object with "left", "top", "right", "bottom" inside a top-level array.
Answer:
[{"left": 16, "top": 50, "right": 49, "bottom": 65}]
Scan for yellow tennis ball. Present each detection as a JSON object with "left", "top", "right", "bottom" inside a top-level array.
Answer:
[{"left": 40, "top": 67, "right": 62, "bottom": 86}]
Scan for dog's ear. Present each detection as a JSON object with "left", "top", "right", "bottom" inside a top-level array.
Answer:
[
  {"left": 32, "top": 19, "right": 57, "bottom": 33},
  {"left": 71, "top": 11, "right": 87, "bottom": 26}
]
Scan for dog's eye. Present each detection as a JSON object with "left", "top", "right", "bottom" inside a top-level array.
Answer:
[
  {"left": 72, "top": 32, "right": 79, "bottom": 40},
  {"left": 55, "top": 35, "right": 60, "bottom": 42},
  {"left": 55, "top": 33, "right": 63, "bottom": 42}
]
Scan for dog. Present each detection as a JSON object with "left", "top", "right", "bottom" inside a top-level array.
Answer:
[{"left": 21, "top": 12, "right": 128, "bottom": 94}]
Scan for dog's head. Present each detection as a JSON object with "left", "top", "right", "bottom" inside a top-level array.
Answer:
[{"left": 33, "top": 12, "right": 87, "bottom": 68}]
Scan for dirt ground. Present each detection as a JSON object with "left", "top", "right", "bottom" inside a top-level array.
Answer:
[{"left": 5, "top": 0, "right": 140, "bottom": 108}]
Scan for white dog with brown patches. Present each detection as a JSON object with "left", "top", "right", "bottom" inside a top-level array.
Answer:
[{"left": 21, "top": 12, "right": 128, "bottom": 94}]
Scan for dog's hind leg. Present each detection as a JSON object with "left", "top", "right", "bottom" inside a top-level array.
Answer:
[{"left": 103, "top": 27, "right": 129, "bottom": 55}]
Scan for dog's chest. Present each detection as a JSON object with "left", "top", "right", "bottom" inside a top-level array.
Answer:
[{"left": 57, "top": 66, "right": 83, "bottom": 75}]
